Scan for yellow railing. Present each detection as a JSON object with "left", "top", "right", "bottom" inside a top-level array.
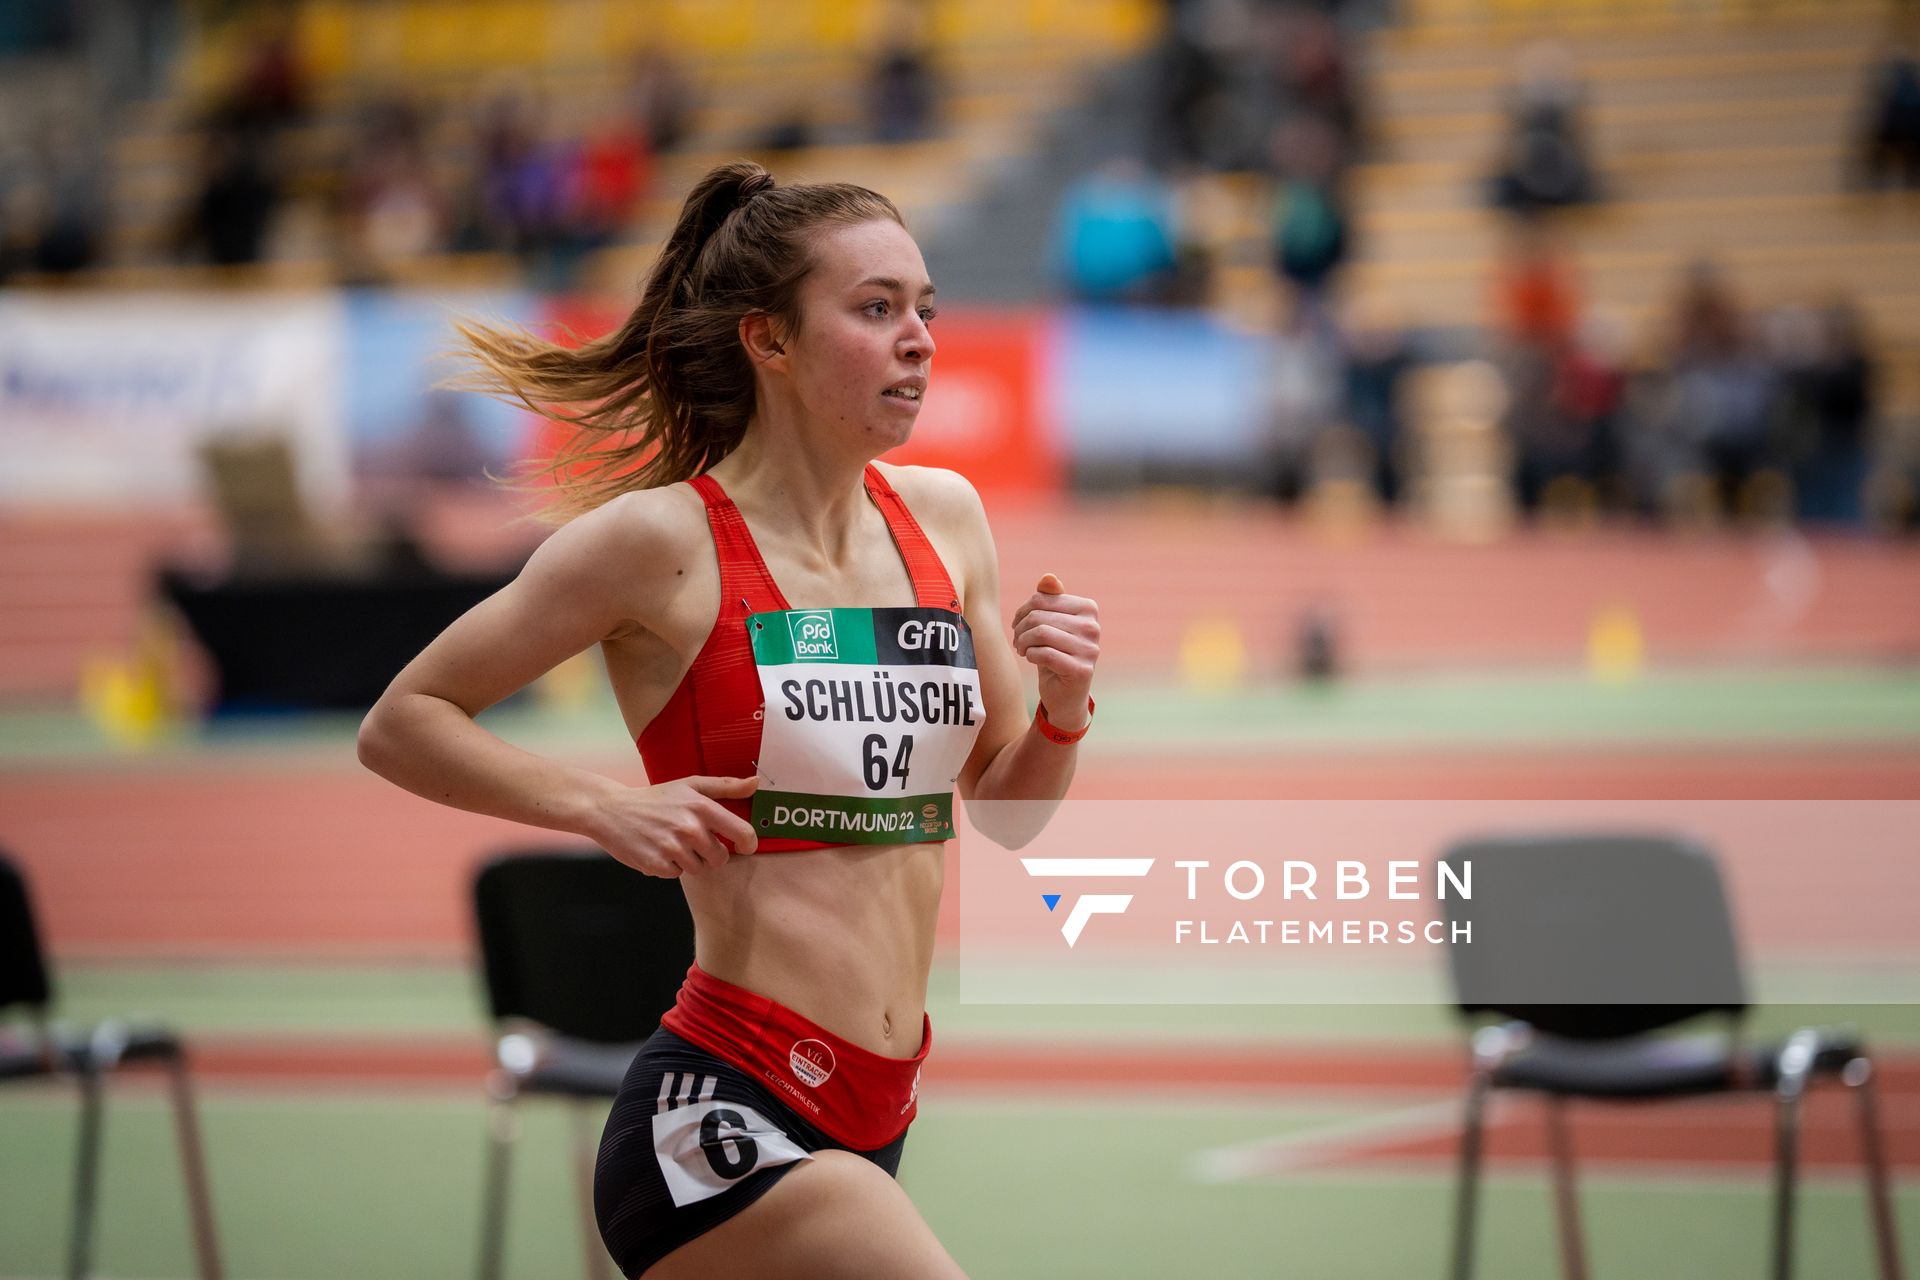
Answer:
[
  {"left": 184, "top": 0, "right": 1157, "bottom": 94},
  {"left": 1404, "top": 0, "right": 1900, "bottom": 23}
]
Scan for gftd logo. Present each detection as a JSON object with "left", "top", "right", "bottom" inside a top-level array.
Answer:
[{"left": 1021, "top": 858, "right": 1156, "bottom": 947}]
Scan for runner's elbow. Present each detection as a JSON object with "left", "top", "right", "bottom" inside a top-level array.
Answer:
[{"left": 356, "top": 702, "right": 395, "bottom": 776}]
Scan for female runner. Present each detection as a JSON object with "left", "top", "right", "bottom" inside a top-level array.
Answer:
[{"left": 356, "top": 160, "right": 1100, "bottom": 1278}]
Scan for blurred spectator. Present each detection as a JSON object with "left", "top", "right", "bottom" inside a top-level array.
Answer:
[
  {"left": 1053, "top": 157, "right": 1181, "bottom": 305},
  {"left": 1341, "top": 299, "right": 1415, "bottom": 504},
  {"left": 1266, "top": 5, "right": 1359, "bottom": 152},
  {"left": 868, "top": 9, "right": 939, "bottom": 144},
  {"left": 624, "top": 46, "right": 694, "bottom": 154},
  {"left": 0, "top": 0, "right": 80, "bottom": 54},
  {"left": 180, "top": 122, "right": 277, "bottom": 265},
  {"left": 340, "top": 96, "right": 444, "bottom": 280},
  {"left": 1487, "top": 41, "right": 1599, "bottom": 216},
  {"left": 759, "top": 105, "right": 817, "bottom": 155},
  {"left": 1261, "top": 294, "right": 1345, "bottom": 503},
  {"left": 1492, "top": 220, "right": 1581, "bottom": 349},
  {"left": 29, "top": 123, "right": 105, "bottom": 273},
  {"left": 1268, "top": 115, "right": 1351, "bottom": 329},
  {"left": 91, "top": 0, "right": 183, "bottom": 103},
  {"left": 1647, "top": 262, "right": 1782, "bottom": 521},
  {"left": 219, "top": 9, "right": 307, "bottom": 130},
  {"left": 1487, "top": 226, "right": 1627, "bottom": 514},
  {"left": 1, "top": 120, "right": 106, "bottom": 276},
  {"left": 1504, "top": 314, "right": 1627, "bottom": 515},
  {"left": 467, "top": 82, "right": 539, "bottom": 253},
  {"left": 1774, "top": 301, "right": 1876, "bottom": 525},
  {"left": 1151, "top": 1, "right": 1238, "bottom": 169},
  {"left": 573, "top": 116, "right": 650, "bottom": 249},
  {"left": 1856, "top": 41, "right": 1920, "bottom": 189}
]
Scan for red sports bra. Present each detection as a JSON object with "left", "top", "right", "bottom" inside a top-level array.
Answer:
[{"left": 636, "top": 464, "right": 964, "bottom": 852}]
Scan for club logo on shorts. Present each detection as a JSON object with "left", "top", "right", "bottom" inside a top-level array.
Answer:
[
  {"left": 787, "top": 612, "right": 838, "bottom": 661},
  {"left": 789, "top": 1039, "right": 836, "bottom": 1088},
  {"left": 900, "top": 1065, "right": 921, "bottom": 1115}
]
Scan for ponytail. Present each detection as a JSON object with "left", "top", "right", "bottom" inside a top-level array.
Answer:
[{"left": 451, "top": 160, "right": 901, "bottom": 523}]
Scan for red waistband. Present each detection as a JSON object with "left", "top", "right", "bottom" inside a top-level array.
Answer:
[{"left": 659, "top": 962, "right": 930, "bottom": 1151}]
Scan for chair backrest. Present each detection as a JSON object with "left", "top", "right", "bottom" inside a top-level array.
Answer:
[
  {"left": 0, "top": 852, "right": 54, "bottom": 1013},
  {"left": 1440, "top": 833, "right": 1747, "bottom": 1040},
  {"left": 472, "top": 848, "right": 694, "bottom": 1044}
]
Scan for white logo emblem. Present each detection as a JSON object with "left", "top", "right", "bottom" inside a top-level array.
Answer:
[
  {"left": 1021, "top": 858, "right": 1156, "bottom": 947},
  {"left": 787, "top": 612, "right": 838, "bottom": 660},
  {"left": 897, "top": 618, "right": 962, "bottom": 651},
  {"left": 789, "top": 1039, "right": 836, "bottom": 1088}
]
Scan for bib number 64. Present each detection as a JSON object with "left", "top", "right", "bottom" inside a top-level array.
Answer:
[{"left": 862, "top": 734, "right": 915, "bottom": 791}]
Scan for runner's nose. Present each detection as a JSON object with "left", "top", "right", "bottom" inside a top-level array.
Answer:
[{"left": 900, "top": 322, "right": 934, "bottom": 363}]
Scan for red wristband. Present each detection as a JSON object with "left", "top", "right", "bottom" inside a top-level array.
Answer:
[{"left": 1034, "top": 696, "right": 1094, "bottom": 745}]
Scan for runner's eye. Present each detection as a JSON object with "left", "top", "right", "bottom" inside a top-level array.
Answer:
[
  {"left": 918, "top": 306, "right": 939, "bottom": 325},
  {"left": 865, "top": 300, "right": 889, "bottom": 317}
]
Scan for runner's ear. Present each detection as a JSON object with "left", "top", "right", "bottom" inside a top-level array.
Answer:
[{"left": 739, "top": 313, "right": 788, "bottom": 366}]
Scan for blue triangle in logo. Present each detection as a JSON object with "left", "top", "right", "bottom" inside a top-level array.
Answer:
[{"left": 1042, "top": 894, "right": 1061, "bottom": 912}]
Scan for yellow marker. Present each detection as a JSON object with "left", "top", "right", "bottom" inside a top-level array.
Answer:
[
  {"left": 80, "top": 655, "right": 166, "bottom": 750},
  {"left": 1586, "top": 604, "right": 1644, "bottom": 684},
  {"left": 536, "top": 651, "right": 598, "bottom": 712},
  {"left": 1180, "top": 617, "right": 1248, "bottom": 693}
]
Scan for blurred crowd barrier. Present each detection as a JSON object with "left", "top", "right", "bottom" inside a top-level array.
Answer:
[
  {"left": 1, "top": 287, "right": 1912, "bottom": 537},
  {"left": 0, "top": 290, "right": 1061, "bottom": 512}
]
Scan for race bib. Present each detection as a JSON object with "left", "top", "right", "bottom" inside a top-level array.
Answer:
[{"left": 748, "top": 606, "right": 983, "bottom": 844}]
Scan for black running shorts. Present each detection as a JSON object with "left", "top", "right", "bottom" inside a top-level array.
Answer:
[{"left": 594, "top": 1027, "right": 909, "bottom": 1277}]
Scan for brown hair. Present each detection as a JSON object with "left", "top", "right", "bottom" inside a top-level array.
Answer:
[{"left": 452, "top": 160, "right": 902, "bottom": 521}]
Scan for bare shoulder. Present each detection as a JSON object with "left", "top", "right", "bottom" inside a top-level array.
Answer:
[
  {"left": 514, "top": 483, "right": 712, "bottom": 628},
  {"left": 531, "top": 484, "right": 706, "bottom": 576},
  {"left": 872, "top": 462, "right": 989, "bottom": 538}
]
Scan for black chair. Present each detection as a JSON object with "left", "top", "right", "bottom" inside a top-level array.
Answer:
[
  {"left": 0, "top": 851, "right": 222, "bottom": 1280},
  {"left": 472, "top": 848, "right": 696, "bottom": 1280},
  {"left": 1439, "top": 833, "right": 1902, "bottom": 1280}
]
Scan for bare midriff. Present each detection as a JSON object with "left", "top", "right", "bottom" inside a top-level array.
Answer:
[{"left": 679, "top": 841, "right": 942, "bottom": 1059}]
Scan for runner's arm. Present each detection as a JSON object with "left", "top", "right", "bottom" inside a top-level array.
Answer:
[
  {"left": 356, "top": 495, "right": 658, "bottom": 836},
  {"left": 926, "top": 475, "right": 1097, "bottom": 833}
]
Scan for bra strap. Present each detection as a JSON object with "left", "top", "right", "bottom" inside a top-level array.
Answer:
[
  {"left": 689, "top": 473, "right": 790, "bottom": 612},
  {"left": 863, "top": 464, "right": 962, "bottom": 612}
]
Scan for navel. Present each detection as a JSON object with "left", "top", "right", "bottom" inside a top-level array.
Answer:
[{"left": 881, "top": 1012, "right": 894, "bottom": 1039}]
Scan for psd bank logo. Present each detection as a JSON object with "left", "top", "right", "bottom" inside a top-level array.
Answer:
[
  {"left": 1021, "top": 857, "right": 1155, "bottom": 947},
  {"left": 787, "top": 611, "right": 838, "bottom": 660}
]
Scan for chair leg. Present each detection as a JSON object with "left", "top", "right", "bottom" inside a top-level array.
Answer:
[
  {"left": 1772, "top": 1076, "right": 1806, "bottom": 1280},
  {"left": 164, "top": 1054, "right": 225, "bottom": 1280},
  {"left": 478, "top": 1074, "right": 518, "bottom": 1280},
  {"left": 1448, "top": 1071, "right": 1492, "bottom": 1280},
  {"left": 1544, "top": 1096, "right": 1589, "bottom": 1280},
  {"left": 1844, "top": 1058, "right": 1905, "bottom": 1280},
  {"left": 572, "top": 1102, "right": 613, "bottom": 1280},
  {"left": 67, "top": 1068, "right": 105, "bottom": 1280}
]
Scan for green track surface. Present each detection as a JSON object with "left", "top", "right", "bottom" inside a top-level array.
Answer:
[
  {"left": 41, "top": 961, "right": 1920, "bottom": 1044},
  {"left": 4, "top": 662, "right": 1915, "bottom": 1276},
  {"left": 1, "top": 1090, "right": 1915, "bottom": 1279},
  {"left": 6, "top": 666, "right": 1920, "bottom": 765}
]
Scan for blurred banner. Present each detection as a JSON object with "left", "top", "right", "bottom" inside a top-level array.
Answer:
[
  {"left": 884, "top": 307, "right": 1060, "bottom": 494},
  {"left": 1050, "top": 308, "right": 1269, "bottom": 468},
  {"left": 0, "top": 290, "right": 1276, "bottom": 511},
  {"left": 493, "top": 297, "right": 1062, "bottom": 499},
  {"left": 0, "top": 292, "right": 348, "bottom": 508},
  {"left": 345, "top": 290, "right": 538, "bottom": 487}
]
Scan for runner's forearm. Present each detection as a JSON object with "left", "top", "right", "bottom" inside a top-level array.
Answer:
[
  {"left": 971, "top": 716, "right": 1079, "bottom": 802},
  {"left": 357, "top": 692, "right": 622, "bottom": 838}
]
